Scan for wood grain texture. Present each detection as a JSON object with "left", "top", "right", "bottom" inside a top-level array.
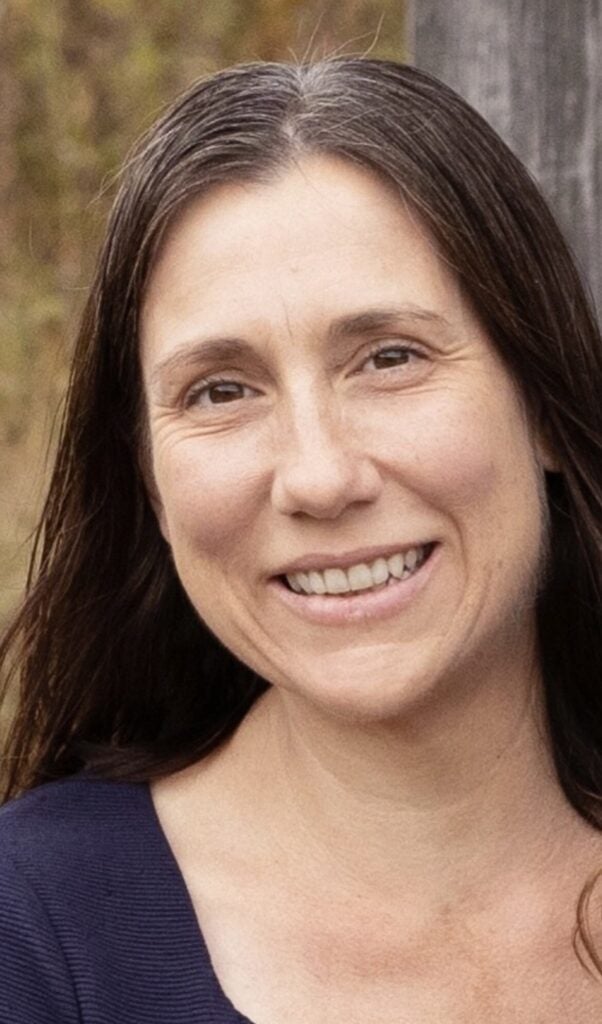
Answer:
[{"left": 409, "top": 0, "right": 601, "bottom": 316}]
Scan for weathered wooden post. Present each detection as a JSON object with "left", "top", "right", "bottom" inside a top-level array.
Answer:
[{"left": 407, "top": 0, "right": 601, "bottom": 316}]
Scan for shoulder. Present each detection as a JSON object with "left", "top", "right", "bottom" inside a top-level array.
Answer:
[
  {"left": 0, "top": 774, "right": 240, "bottom": 1021},
  {"left": 0, "top": 772, "right": 144, "bottom": 829},
  {"left": 0, "top": 772, "right": 147, "bottom": 832},
  {"left": 0, "top": 776, "right": 153, "bottom": 1022},
  {"left": 0, "top": 775, "right": 154, "bottom": 944},
  {"left": 0, "top": 774, "right": 149, "bottom": 881},
  {"left": 0, "top": 778, "right": 123, "bottom": 1023}
]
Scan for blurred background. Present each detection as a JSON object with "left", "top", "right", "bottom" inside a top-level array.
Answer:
[{"left": 0, "top": 0, "right": 407, "bottom": 628}]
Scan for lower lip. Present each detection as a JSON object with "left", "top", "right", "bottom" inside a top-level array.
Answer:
[{"left": 267, "top": 544, "right": 440, "bottom": 626}]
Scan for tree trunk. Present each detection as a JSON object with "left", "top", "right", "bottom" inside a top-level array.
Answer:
[{"left": 407, "top": 0, "right": 601, "bottom": 317}]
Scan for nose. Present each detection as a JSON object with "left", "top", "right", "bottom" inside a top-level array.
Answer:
[{"left": 270, "top": 396, "right": 382, "bottom": 519}]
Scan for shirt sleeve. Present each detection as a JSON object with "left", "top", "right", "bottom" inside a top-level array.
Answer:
[{"left": 0, "top": 849, "right": 80, "bottom": 1024}]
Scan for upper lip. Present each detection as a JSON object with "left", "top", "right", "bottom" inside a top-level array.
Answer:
[{"left": 272, "top": 541, "right": 434, "bottom": 577}]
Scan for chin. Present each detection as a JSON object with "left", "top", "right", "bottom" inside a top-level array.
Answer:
[{"left": 274, "top": 652, "right": 446, "bottom": 725}]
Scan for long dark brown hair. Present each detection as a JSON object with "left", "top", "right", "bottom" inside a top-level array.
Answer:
[{"left": 2, "top": 56, "right": 602, "bottom": 967}]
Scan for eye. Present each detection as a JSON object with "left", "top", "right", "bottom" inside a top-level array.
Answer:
[
  {"left": 361, "top": 344, "right": 424, "bottom": 372},
  {"left": 184, "top": 377, "right": 256, "bottom": 409}
]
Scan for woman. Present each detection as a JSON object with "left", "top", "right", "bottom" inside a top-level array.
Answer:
[{"left": 1, "top": 57, "right": 602, "bottom": 1022}]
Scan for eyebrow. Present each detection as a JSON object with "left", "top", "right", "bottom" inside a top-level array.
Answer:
[
  {"left": 148, "top": 304, "right": 451, "bottom": 389},
  {"left": 328, "top": 305, "right": 451, "bottom": 342},
  {"left": 150, "top": 337, "right": 251, "bottom": 388}
]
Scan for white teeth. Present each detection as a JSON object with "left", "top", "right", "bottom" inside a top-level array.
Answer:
[
  {"left": 308, "top": 570, "right": 327, "bottom": 595},
  {"left": 284, "top": 545, "right": 429, "bottom": 596},
  {"left": 296, "top": 571, "right": 311, "bottom": 594},
  {"left": 371, "top": 557, "right": 389, "bottom": 585},
  {"left": 347, "top": 564, "right": 375, "bottom": 591},
  {"left": 387, "top": 553, "right": 405, "bottom": 579},
  {"left": 323, "top": 568, "right": 350, "bottom": 594}
]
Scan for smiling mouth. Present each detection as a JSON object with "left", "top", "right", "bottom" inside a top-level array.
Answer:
[{"left": 279, "top": 542, "right": 436, "bottom": 597}]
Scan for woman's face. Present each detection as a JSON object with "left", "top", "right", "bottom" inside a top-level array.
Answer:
[{"left": 141, "top": 156, "right": 553, "bottom": 722}]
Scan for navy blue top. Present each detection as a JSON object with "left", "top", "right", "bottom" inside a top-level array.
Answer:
[{"left": 0, "top": 775, "right": 255, "bottom": 1023}]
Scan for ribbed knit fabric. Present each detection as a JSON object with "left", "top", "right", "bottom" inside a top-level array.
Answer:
[{"left": 0, "top": 775, "right": 255, "bottom": 1023}]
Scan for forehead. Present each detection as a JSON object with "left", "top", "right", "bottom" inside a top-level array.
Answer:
[{"left": 140, "top": 155, "right": 475, "bottom": 363}]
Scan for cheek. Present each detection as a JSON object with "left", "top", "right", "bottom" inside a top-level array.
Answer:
[
  {"left": 152, "top": 434, "right": 266, "bottom": 560},
  {"left": 423, "top": 432, "right": 499, "bottom": 516},
  {"left": 424, "top": 400, "right": 546, "bottom": 587},
  {"left": 374, "top": 390, "right": 543, "bottom": 547},
  {"left": 374, "top": 394, "right": 505, "bottom": 512}
]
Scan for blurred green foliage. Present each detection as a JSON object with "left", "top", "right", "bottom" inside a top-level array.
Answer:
[{"left": 0, "top": 0, "right": 406, "bottom": 622}]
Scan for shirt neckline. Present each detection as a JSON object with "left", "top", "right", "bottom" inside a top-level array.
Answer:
[{"left": 138, "top": 778, "right": 257, "bottom": 1024}]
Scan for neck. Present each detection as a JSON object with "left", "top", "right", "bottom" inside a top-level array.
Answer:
[{"left": 230, "top": 644, "right": 589, "bottom": 913}]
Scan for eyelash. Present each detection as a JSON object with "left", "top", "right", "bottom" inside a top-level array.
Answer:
[
  {"left": 360, "top": 343, "right": 424, "bottom": 374},
  {"left": 184, "top": 375, "right": 254, "bottom": 409},
  {"left": 183, "top": 344, "right": 425, "bottom": 409}
]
